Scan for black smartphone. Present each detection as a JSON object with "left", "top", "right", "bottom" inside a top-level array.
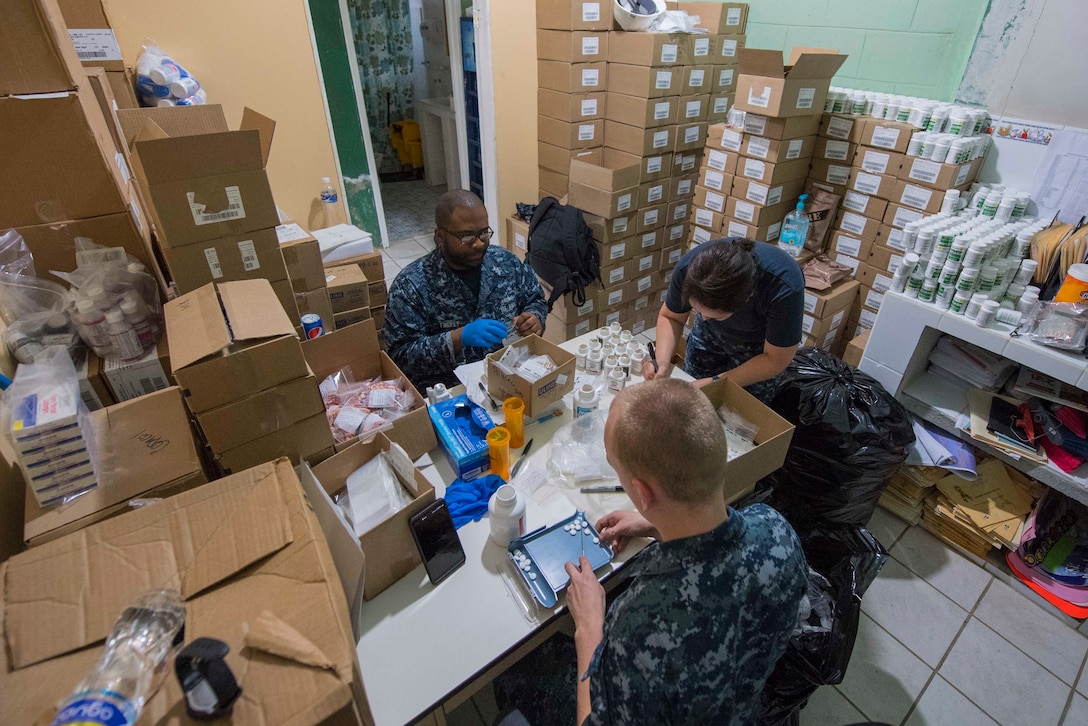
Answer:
[{"left": 409, "top": 499, "right": 466, "bottom": 586}]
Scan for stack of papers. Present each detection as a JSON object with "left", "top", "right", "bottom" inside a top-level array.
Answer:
[
  {"left": 313, "top": 224, "right": 375, "bottom": 262},
  {"left": 880, "top": 464, "right": 946, "bottom": 524},
  {"left": 966, "top": 390, "right": 1048, "bottom": 463},
  {"left": 1010, "top": 367, "right": 1088, "bottom": 413},
  {"left": 907, "top": 416, "right": 978, "bottom": 478},
  {"left": 928, "top": 336, "right": 1018, "bottom": 391}
]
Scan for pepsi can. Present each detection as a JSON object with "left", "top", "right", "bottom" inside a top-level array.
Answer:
[{"left": 301, "top": 313, "right": 324, "bottom": 339}]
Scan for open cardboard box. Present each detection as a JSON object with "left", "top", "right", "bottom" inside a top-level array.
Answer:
[
  {"left": 487, "top": 335, "right": 576, "bottom": 418},
  {"left": 1, "top": 459, "right": 370, "bottom": 725},
  {"left": 734, "top": 47, "right": 847, "bottom": 118},
  {"left": 700, "top": 377, "right": 795, "bottom": 501},
  {"left": 302, "top": 319, "right": 437, "bottom": 460},
  {"left": 309, "top": 434, "right": 436, "bottom": 600}
]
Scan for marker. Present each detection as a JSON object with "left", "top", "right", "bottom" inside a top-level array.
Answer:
[
  {"left": 647, "top": 342, "right": 659, "bottom": 373},
  {"left": 528, "top": 409, "right": 563, "bottom": 426},
  {"left": 580, "top": 485, "right": 624, "bottom": 493}
]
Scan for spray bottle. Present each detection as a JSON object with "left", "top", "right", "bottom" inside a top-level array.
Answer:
[{"left": 777, "top": 194, "right": 810, "bottom": 258}]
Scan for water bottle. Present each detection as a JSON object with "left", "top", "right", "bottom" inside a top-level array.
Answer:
[
  {"left": 318, "top": 176, "right": 346, "bottom": 228},
  {"left": 777, "top": 194, "right": 810, "bottom": 258},
  {"left": 51, "top": 590, "right": 186, "bottom": 726}
]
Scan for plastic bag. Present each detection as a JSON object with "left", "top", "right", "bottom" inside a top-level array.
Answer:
[
  {"left": 335, "top": 451, "right": 413, "bottom": 536},
  {"left": 1022, "top": 302, "right": 1088, "bottom": 351},
  {"left": 649, "top": 10, "right": 705, "bottom": 33},
  {"left": 547, "top": 409, "right": 616, "bottom": 484},
  {"left": 319, "top": 367, "right": 415, "bottom": 443},
  {"left": 766, "top": 348, "right": 915, "bottom": 529},
  {"left": 0, "top": 231, "right": 81, "bottom": 363},
  {"left": 135, "top": 43, "right": 206, "bottom": 108},
  {"left": 60, "top": 263, "right": 163, "bottom": 361}
]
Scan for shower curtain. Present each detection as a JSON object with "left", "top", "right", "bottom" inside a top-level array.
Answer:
[{"left": 347, "top": 0, "right": 415, "bottom": 176}]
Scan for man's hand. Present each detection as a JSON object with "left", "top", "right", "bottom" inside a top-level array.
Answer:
[
  {"left": 641, "top": 358, "right": 669, "bottom": 380},
  {"left": 564, "top": 555, "right": 606, "bottom": 637},
  {"left": 461, "top": 319, "right": 507, "bottom": 348},
  {"left": 596, "top": 510, "right": 659, "bottom": 553},
  {"left": 513, "top": 312, "right": 543, "bottom": 336}
]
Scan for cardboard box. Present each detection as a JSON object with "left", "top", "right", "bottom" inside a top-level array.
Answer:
[
  {"left": 674, "top": 122, "right": 708, "bottom": 152},
  {"left": 859, "top": 283, "right": 885, "bottom": 313},
  {"left": 301, "top": 320, "right": 436, "bottom": 459},
  {"left": 601, "top": 256, "right": 639, "bottom": 287},
  {"left": 197, "top": 374, "right": 325, "bottom": 453},
  {"left": 608, "top": 31, "right": 689, "bottom": 65},
  {"left": 106, "top": 70, "right": 138, "bottom": 109},
  {"left": 691, "top": 205, "right": 727, "bottom": 233},
  {"left": 679, "top": 93, "right": 710, "bottom": 122},
  {"left": 22, "top": 386, "right": 203, "bottom": 545},
  {"left": 742, "top": 112, "right": 821, "bottom": 140},
  {"left": 846, "top": 168, "right": 898, "bottom": 200},
  {"left": 696, "top": 166, "right": 731, "bottom": 196},
  {"left": 702, "top": 148, "right": 740, "bottom": 178},
  {"left": 895, "top": 155, "right": 980, "bottom": 190},
  {"left": 294, "top": 287, "right": 336, "bottom": 331},
  {"left": 808, "top": 158, "right": 852, "bottom": 187},
  {"left": 892, "top": 179, "right": 953, "bottom": 214},
  {"left": 333, "top": 306, "right": 373, "bottom": 330},
  {"left": 600, "top": 301, "right": 635, "bottom": 328},
  {"left": 505, "top": 215, "right": 530, "bottom": 260},
  {"left": 539, "top": 277, "right": 601, "bottom": 323},
  {"left": 57, "top": 0, "right": 124, "bottom": 71},
  {"left": 213, "top": 410, "right": 334, "bottom": 473},
  {"left": 584, "top": 211, "right": 635, "bottom": 243},
  {"left": 637, "top": 203, "right": 667, "bottom": 233},
  {"left": 726, "top": 196, "right": 792, "bottom": 227},
  {"left": 326, "top": 263, "right": 370, "bottom": 313},
  {"left": 537, "top": 60, "right": 607, "bottom": 94},
  {"left": 539, "top": 167, "right": 569, "bottom": 198},
  {"left": 605, "top": 93, "right": 677, "bottom": 129},
  {"left": 85, "top": 67, "right": 126, "bottom": 159},
  {"left": 840, "top": 190, "right": 889, "bottom": 221},
  {"left": 681, "top": 64, "right": 714, "bottom": 94},
  {"left": 13, "top": 212, "right": 154, "bottom": 287},
  {"left": 689, "top": 33, "right": 718, "bottom": 63},
  {"left": 538, "top": 88, "right": 607, "bottom": 122},
  {"left": 671, "top": 173, "right": 697, "bottom": 201},
  {"left": 712, "top": 64, "right": 738, "bottom": 93},
  {"left": 699, "top": 377, "right": 794, "bottom": 498},
  {"left": 882, "top": 202, "right": 927, "bottom": 229},
  {"left": 707, "top": 92, "right": 734, "bottom": 122},
  {"left": 735, "top": 155, "right": 810, "bottom": 186},
  {"left": 537, "top": 29, "right": 609, "bottom": 62},
  {"left": 708, "top": 122, "right": 744, "bottom": 152},
  {"left": 536, "top": 0, "right": 612, "bottom": 31},
  {"left": 103, "top": 337, "right": 172, "bottom": 403},
  {"left": 734, "top": 47, "right": 847, "bottom": 118},
  {"left": 635, "top": 227, "right": 664, "bottom": 254},
  {"left": 329, "top": 249, "right": 386, "bottom": 284},
  {"left": 2, "top": 458, "right": 367, "bottom": 726},
  {"left": 487, "top": 335, "right": 575, "bottom": 418},
  {"left": 310, "top": 433, "right": 436, "bottom": 600},
  {"left": 673, "top": 149, "right": 701, "bottom": 174},
  {"left": 801, "top": 305, "right": 849, "bottom": 340},
  {"left": 819, "top": 113, "right": 867, "bottom": 144},
  {"left": 166, "top": 279, "right": 307, "bottom": 413},
  {"left": 607, "top": 63, "right": 680, "bottom": 99},
  {"left": 843, "top": 328, "right": 870, "bottom": 367},
  {"left": 853, "top": 146, "right": 902, "bottom": 176},
  {"left": 803, "top": 278, "right": 860, "bottom": 318},
  {"left": 538, "top": 115, "right": 603, "bottom": 150},
  {"left": 828, "top": 230, "right": 873, "bottom": 262},
  {"left": 669, "top": 1, "right": 748, "bottom": 34},
  {"left": 662, "top": 244, "right": 685, "bottom": 269},
  {"left": 1, "top": 0, "right": 85, "bottom": 96},
  {"left": 540, "top": 144, "right": 602, "bottom": 178},
  {"left": 666, "top": 221, "right": 690, "bottom": 245},
  {"left": 278, "top": 223, "right": 326, "bottom": 292},
  {"left": 813, "top": 136, "right": 856, "bottom": 162},
  {"left": 835, "top": 209, "right": 881, "bottom": 242},
  {"left": 74, "top": 349, "right": 114, "bottom": 411},
  {"left": 569, "top": 147, "right": 642, "bottom": 191},
  {"left": 371, "top": 304, "right": 386, "bottom": 332},
  {"left": 732, "top": 176, "right": 806, "bottom": 207},
  {"left": 859, "top": 118, "right": 916, "bottom": 153},
  {"left": 130, "top": 107, "right": 280, "bottom": 248},
  {"left": 740, "top": 133, "right": 815, "bottom": 164},
  {"left": 638, "top": 151, "right": 673, "bottom": 182},
  {"left": 165, "top": 227, "right": 287, "bottom": 293},
  {"left": 569, "top": 181, "right": 637, "bottom": 219},
  {"left": 544, "top": 311, "right": 597, "bottom": 344},
  {"left": 595, "top": 279, "right": 636, "bottom": 313},
  {"left": 856, "top": 262, "right": 894, "bottom": 294},
  {"left": 721, "top": 215, "right": 782, "bottom": 243},
  {"left": 693, "top": 184, "right": 728, "bottom": 214},
  {"left": 604, "top": 120, "right": 673, "bottom": 156},
  {"left": 368, "top": 280, "right": 388, "bottom": 308},
  {"left": 867, "top": 244, "right": 904, "bottom": 274},
  {"left": 0, "top": 92, "right": 130, "bottom": 229},
  {"left": 639, "top": 179, "right": 669, "bottom": 207}
]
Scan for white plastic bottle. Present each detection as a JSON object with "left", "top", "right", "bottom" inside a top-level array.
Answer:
[
  {"left": 488, "top": 484, "right": 526, "bottom": 547},
  {"left": 120, "top": 298, "right": 156, "bottom": 351},
  {"left": 574, "top": 384, "right": 599, "bottom": 418},
  {"left": 74, "top": 297, "right": 111, "bottom": 353},
  {"left": 105, "top": 309, "right": 144, "bottom": 361},
  {"left": 777, "top": 194, "right": 810, "bottom": 258}
]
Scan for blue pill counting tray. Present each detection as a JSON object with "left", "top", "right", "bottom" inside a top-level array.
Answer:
[{"left": 507, "top": 510, "right": 614, "bottom": 608}]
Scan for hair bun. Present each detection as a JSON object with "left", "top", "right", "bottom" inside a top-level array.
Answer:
[{"left": 732, "top": 237, "right": 756, "bottom": 253}]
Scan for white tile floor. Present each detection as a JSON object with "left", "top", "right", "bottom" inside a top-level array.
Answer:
[{"left": 382, "top": 237, "right": 1088, "bottom": 726}]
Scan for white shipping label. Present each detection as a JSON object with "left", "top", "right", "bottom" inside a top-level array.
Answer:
[
  {"left": 705, "top": 169, "right": 725, "bottom": 190},
  {"left": 582, "top": 2, "right": 600, "bottom": 21},
  {"left": 955, "top": 163, "right": 971, "bottom": 186},
  {"left": 835, "top": 235, "right": 862, "bottom": 256},
  {"left": 276, "top": 222, "right": 309, "bottom": 242},
  {"left": 684, "top": 125, "right": 699, "bottom": 143},
  {"left": 872, "top": 273, "right": 893, "bottom": 293},
  {"left": 886, "top": 228, "right": 907, "bottom": 250},
  {"left": 75, "top": 245, "right": 126, "bottom": 268},
  {"left": 515, "top": 232, "right": 527, "bottom": 250},
  {"left": 744, "top": 114, "right": 767, "bottom": 135},
  {"left": 826, "top": 164, "right": 850, "bottom": 185},
  {"left": 707, "top": 149, "right": 728, "bottom": 171},
  {"left": 612, "top": 217, "right": 628, "bottom": 233},
  {"left": 748, "top": 85, "right": 772, "bottom": 108},
  {"left": 669, "top": 248, "right": 682, "bottom": 264},
  {"left": 610, "top": 267, "right": 625, "bottom": 284},
  {"left": 908, "top": 158, "right": 941, "bottom": 184},
  {"left": 669, "top": 224, "right": 684, "bottom": 240},
  {"left": 694, "top": 225, "right": 712, "bottom": 244},
  {"left": 642, "top": 231, "right": 657, "bottom": 247},
  {"left": 632, "top": 319, "right": 646, "bottom": 335},
  {"left": 582, "top": 37, "right": 600, "bottom": 55},
  {"left": 671, "top": 203, "right": 688, "bottom": 221},
  {"left": 238, "top": 239, "right": 260, "bottom": 271},
  {"left": 832, "top": 309, "right": 846, "bottom": 326},
  {"left": 114, "top": 152, "right": 129, "bottom": 181},
  {"left": 188, "top": 186, "right": 246, "bottom": 225},
  {"left": 648, "top": 185, "right": 664, "bottom": 202},
  {"left": 653, "top": 130, "right": 670, "bottom": 148},
  {"left": 893, "top": 207, "right": 924, "bottom": 228},
  {"left": 582, "top": 68, "right": 599, "bottom": 87},
  {"left": 129, "top": 200, "right": 143, "bottom": 234},
  {"left": 728, "top": 220, "right": 749, "bottom": 238},
  {"left": 746, "top": 136, "right": 771, "bottom": 159},
  {"left": 713, "top": 96, "right": 730, "bottom": 113},
  {"left": 610, "top": 243, "right": 625, "bottom": 259},
  {"left": 795, "top": 87, "right": 816, "bottom": 109},
  {"left": 656, "top": 71, "right": 673, "bottom": 89},
  {"left": 824, "top": 140, "right": 850, "bottom": 160},
  {"left": 608, "top": 289, "right": 624, "bottom": 306},
  {"left": 677, "top": 179, "right": 692, "bottom": 195},
  {"left": 842, "top": 190, "right": 869, "bottom": 213},
  {"left": 721, "top": 39, "right": 738, "bottom": 57},
  {"left": 719, "top": 68, "right": 735, "bottom": 87},
  {"left": 841, "top": 213, "right": 867, "bottom": 236},
  {"left": 735, "top": 200, "right": 756, "bottom": 223},
  {"left": 743, "top": 158, "right": 766, "bottom": 179},
  {"left": 887, "top": 254, "right": 904, "bottom": 272},
  {"left": 693, "top": 37, "right": 710, "bottom": 57},
  {"left": 635, "top": 294, "right": 650, "bottom": 311},
  {"left": 606, "top": 311, "right": 620, "bottom": 325},
  {"left": 696, "top": 208, "right": 714, "bottom": 227},
  {"left": 644, "top": 208, "right": 659, "bottom": 225},
  {"left": 576, "top": 320, "right": 591, "bottom": 335},
  {"left": 802, "top": 314, "right": 815, "bottom": 334},
  {"left": 654, "top": 101, "right": 671, "bottom": 120},
  {"left": 639, "top": 255, "right": 654, "bottom": 271},
  {"left": 661, "top": 44, "right": 678, "bottom": 63},
  {"left": 681, "top": 154, "right": 696, "bottom": 171},
  {"left": 721, "top": 129, "right": 743, "bottom": 151},
  {"left": 686, "top": 100, "right": 701, "bottom": 118},
  {"left": 727, "top": 7, "right": 742, "bottom": 24},
  {"left": 859, "top": 308, "right": 879, "bottom": 328},
  {"left": 803, "top": 292, "right": 818, "bottom": 314},
  {"left": 203, "top": 247, "right": 224, "bottom": 279},
  {"left": 578, "top": 124, "right": 596, "bottom": 140},
  {"left": 705, "top": 190, "right": 725, "bottom": 213},
  {"left": 617, "top": 193, "right": 632, "bottom": 211},
  {"left": 767, "top": 185, "right": 784, "bottom": 205},
  {"left": 581, "top": 98, "right": 598, "bottom": 116},
  {"left": 746, "top": 181, "right": 770, "bottom": 205},
  {"left": 826, "top": 116, "right": 853, "bottom": 140},
  {"left": 68, "top": 28, "right": 123, "bottom": 61},
  {"left": 689, "top": 69, "right": 706, "bottom": 87},
  {"left": 646, "top": 156, "right": 663, "bottom": 173},
  {"left": 786, "top": 139, "right": 804, "bottom": 159},
  {"left": 854, "top": 172, "right": 882, "bottom": 196},
  {"left": 870, "top": 126, "right": 901, "bottom": 149},
  {"left": 900, "top": 184, "right": 933, "bottom": 210},
  {"left": 861, "top": 150, "right": 891, "bottom": 174},
  {"left": 638, "top": 275, "right": 652, "bottom": 292},
  {"left": 835, "top": 254, "right": 861, "bottom": 275}
]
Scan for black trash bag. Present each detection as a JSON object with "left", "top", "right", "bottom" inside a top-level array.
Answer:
[
  {"left": 759, "top": 527, "right": 888, "bottom": 726},
  {"left": 767, "top": 347, "right": 915, "bottom": 530}
]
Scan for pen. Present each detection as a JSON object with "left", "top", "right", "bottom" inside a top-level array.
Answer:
[
  {"left": 647, "top": 342, "right": 659, "bottom": 373},
  {"left": 528, "top": 409, "right": 563, "bottom": 426},
  {"left": 580, "top": 485, "right": 624, "bottom": 493},
  {"left": 510, "top": 438, "right": 534, "bottom": 478}
]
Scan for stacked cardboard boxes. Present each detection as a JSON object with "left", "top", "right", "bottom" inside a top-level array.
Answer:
[
  {"left": 277, "top": 221, "right": 336, "bottom": 335},
  {"left": 321, "top": 249, "right": 387, "bottom": 338}
]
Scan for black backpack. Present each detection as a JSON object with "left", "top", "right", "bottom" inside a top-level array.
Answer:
[{"left": 527, "top": 197, "right": 601, "bottom": 311}]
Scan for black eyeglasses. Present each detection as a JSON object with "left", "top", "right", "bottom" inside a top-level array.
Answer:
[{"left": 440, "top": 226, "right": 494, "bottom": 247}]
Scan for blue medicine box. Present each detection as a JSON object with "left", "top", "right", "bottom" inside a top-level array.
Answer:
[{"left": 428, "top": 394, "right": 495, "bottom": 479}]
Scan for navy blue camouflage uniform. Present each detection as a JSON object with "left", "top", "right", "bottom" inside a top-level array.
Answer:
[{"left": 383, "top": 245, "right": 549, "bottom": 391}]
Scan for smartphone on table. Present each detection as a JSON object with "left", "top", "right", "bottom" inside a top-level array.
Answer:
[{"left": 409, "top": 499, "right": 467, "bottom": 585}]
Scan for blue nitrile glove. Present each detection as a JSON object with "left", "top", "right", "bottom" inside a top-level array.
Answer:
[
  {"left": 462, "top": 319, "right": 508, "bottom": 348},
  {"left": 445, "top": 474, "right": 505, "bottom": 528}
]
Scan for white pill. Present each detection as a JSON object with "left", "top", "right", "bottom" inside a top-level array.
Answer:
[
  {"left": 592, "top": 537, "right": 600, "bottom": 544},
  {"left": 529, "top": 572, "right": 537, "bottom": 580},
  {"left": 514, "top": 549, "right": 523, "bottom": 557},
  {"left": 584, "top": 529, "right": 592, "bottom": 536},
  {"left": 521, "top": 562, "right": 531, "bottom": 571},
  {"left": 569, "top": 529, "right": 577, "bottom": 536}
]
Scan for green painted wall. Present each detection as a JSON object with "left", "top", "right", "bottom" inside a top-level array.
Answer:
[
  {"left": 308, "top": 0, "right": 384, "bottom": 244},
  {"left": 744, "top": 0, "right": 989, "bottom": 101}
]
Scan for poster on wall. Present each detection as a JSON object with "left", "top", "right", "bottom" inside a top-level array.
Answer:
[{"left": 1030, "top": 128, "right": 1088, "bottom": 224}]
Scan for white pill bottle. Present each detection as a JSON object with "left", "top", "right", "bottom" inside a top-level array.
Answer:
[{"left": 489, "top": 484, "right": 526, "bottom": 547}]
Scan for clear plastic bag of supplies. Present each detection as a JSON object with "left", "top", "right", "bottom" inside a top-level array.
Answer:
[
  {"left": 0, "top": 231, "right": 81, "bottom": 364},
  {"left": 717, "top": 403, "right": 758, "bottom": 461},
  {"left": 334, "top": 450, "right": 414, "bottom": 536},
  {"left": 547, "top": 408, "right": 617, "bottom": 484},
  {"left": 650, "top": 10, "right": 705, "bottom": 33},
  {"left": 319, "top": 367, "right": 415, "bottom": 443},
  {"left": 136, "top": 42, "right": 205, "bottom": 108},
  {"left": 1022, "top": 302, "right": 1088, "bottom": 351}
]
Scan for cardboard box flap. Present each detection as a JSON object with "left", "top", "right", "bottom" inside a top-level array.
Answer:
[
  {"left": 303, "top": 319, "right": 382, "bottom": 379},
  {"left": 737, "top": 48, "right": 787, "bottom": 78},
  {"left": 165, "top": 283, "right": 232, "bottom": 371},
  {"left": 786, "top": 47, "right": 847, "bottom": 78},
  {"left": 240, "top": 107, "right": 277, "bottom": 167},
  {"left": 3, "top": 461, "right": 294, "bottom": 669},
  {"left": 134, "top": 128, "right": 265, "bottom": 183},
  {"left": 218, "top": 279, "right": 296, "bottom": 341},
  {"left": 243, "top": 609, "right": 336, "bottom": 669},
  {"left": 116, "top": 104, "right": 230, "bottom": 148}
]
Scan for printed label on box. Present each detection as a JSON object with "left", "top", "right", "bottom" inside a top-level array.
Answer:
[
  {"left": 842, "top": 190, "right": 868, "bottom": 213},
  {"left": 203, "top": 247, "right": 223, "bottom": 279},
  {"left": 861, "top": 150, "right": 891, "bottom": 174},
  {"left": 886, "top": 228, "right": 907, "bottom": 250},
  {"left": 721, "top": 129, "right": 743, "bottom": 151},
  {"left": 677, "top": 179, "right": 692, "bottom": 195},
  {"left": 835, "top": 234, "right": 862, "bottom": 257},
  {"left": 581, "top": 98, "right": 598, "bottom": 116},
  {"left": 721, "top": 39, "right": 738, "bottom": 57},
  {"left": 577, "top": 299, "right": 595, "bottom": 315},
  {"left": 617, "top": 192, "right": 632, "bottom": 211},
  {"left": 647, "top": 185, "right": 663, "bottom": 202},
  {"left": 582, "top": 68, "right": 599, "bottom": 87},
  {"left": 637, "top": 275, "right": 652, "bottom": 292},
  {"left": 609, "top": 267, "right": 624, "bottom": 284},
  {"left": 886, "top": 254, "right": 903, "bottom": 272},
  {"left": 900, "top": 184, "right": 933, "bottom": 210},
  {"left": 824, "top": 140, "right": 850, "bottom": 160},
  {"left": 870, "top": 126, "right": 901, "bottom": 149},
  {"left": 803, "top": 292, "right": 818, "bottom": 314},
  {"left": 746, "top": 136, "right": 771, "bottom": 159},
  {"left": 68, "top": 29, "right": 123, "bottom": 61},
  {"left": 656, "top": 71, "right": 672, "bottom": 89},
  {"left": 689, "top": 69, "right": 705, "bottom": 87},
  {"left": 705, "top": 169, "right": 725, "bottom": 191},
  {"left": 728, "top": 220, "right": 748, "bottom": 237},
  {"left": 767, "top": 221, "right": 781, "bottom": 242},
  {"left": 639, "top": 255, "right": 654, "bottom": 272},
  {"left": 696, "top": 208, "right": 714, "bottom": 227},
  {"left": 669, "top": 224, "right": 684, "bottom": 240},
  {"left": 707, "top": 149, "right": 729, "bottom": 172},
  {"left": 642, "top": 231, "right": 657, "bottom": 247},
  {"left": 801, "top": 314, "right": 815, "bottom": 335},
  {"left": 681, "top": 154, "right": 696, "bottom": 171},
  {"left": 743, "top": 158, "right": 766, "bottom": 180},
  {"left": 576, "top": 319, "right": 591, "bottom": 335},
  {"left": 693, "top": 225, "right": 712, "bottom": 244},
  {"left": 854, "top": 172, "right": 882, "bottom": 196},
  {"left": 719, "top": 68, "right": 735, "bottom": 86},
  {"left": 684, "top": 126, "right": 699, "bottom": 143},
  {"left": 646, "top": 156, "right": 663, "bottom": 173},
  {"left": 686, "top": 100, "right": 701, "bottom": 118},
  {"left": 826, "top": 116, "right": 853, "bottom": 140},
  {"left": 872, "top": 272, "right": 893, "bottom": 293},
  {"left": 578, "top": 124, "right": 596, "bottom": 140},
  {"left": 768, "top": 185, "right": 785, "bottom": 206},
  {"left": 713, "top": 96, "right": 730, "bottom": 113},
  {"left": 735, "top": 200, "right": 756, "bottom": 223},
  {"left": 672, "top": 203, "right": 688, "bottom": 221},
  {"left": 188, "top": 186, "right": 246, "bottom": 226},
  {"left": 661, "top": 44, "right": 678, "bottom": 63},
  {"left": 515, "top": 232, "right": 527, "bottom": 250},
  {"left": 955, "top": 163, "right": 971, "bottom": 186},
  {"left": 632, "top": 319, "right": 646, "bottom": 335},
  {"left": 644, "top": 208, "right": 659, "bottom": 225},
  {"left": 669, "top": 248, "right": 682, "bottom": 264},
  {"left": 824, "top": 164, "right": 850, "bottom": 185},
  {"left": 727, "top": 7, "right": 742, "bottom": 24},
  {"left": 610, "top": 242, "right": 625, "bottom": 260},
  {"left": 841, "top": 212, "right": 867, "bottom": 236},
  {"left": 582, "top": 37, "right": 599, "bottom": 55},
  {"left": 276, "top": 223, "right": 309, "bottom": 242},
  {"left": 744, "top": 114, "right": 767, "bottom": 135},
  {"left": 635, "top": 294, "right": 650, "bottom": 311},
  {"left": 693, "top": 37, "right": 710, "bottom": 57},
  {"left": 835, "top": 253, "right": 860, "bottom": 275},
  {"left": 795, "top": 88, "right": 816, "bottom": 109},
  {"left": 605, "top": 311, "right": 620, "bottom": 325},
  {"left": 747, "top": 86, "right": 771, "bottom": 108},
  {"left": 908, "top": 158, "right": 941, "bottom": 184},
  {"left": 705, "top": 190, "right": 725, "bottom": 213},
  {"left": 746, "top": 181, "right": 770, "bottom": 205},
  {"left": 238, "top": 239, "right": 260, "bottom": 271},
  {"left": 654, "top": 101, "right": 671, "bottom": 120},
  {"left": 859, "top": 308, "right": 879, "bottom": 328},
  {"left": 893, "top": 206, "right": 925, "bottom": 228},
  {"left": 582, "top": 2, "right": 600, "bottom": 21},
  {"left": 865, "top": 289, "right": 885, "bottom": 310},
  {"left": 786, "top": 139, "right": 805, "bottom": 160},
  {"left": 608, "top": 289, "right": 624, "bottom": 306},
  {"left": 612, "top": 217, "right": 628, "bottom": 233},
  {"left": 653, "top": 130, "right": 669, "bottom": 148}
]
